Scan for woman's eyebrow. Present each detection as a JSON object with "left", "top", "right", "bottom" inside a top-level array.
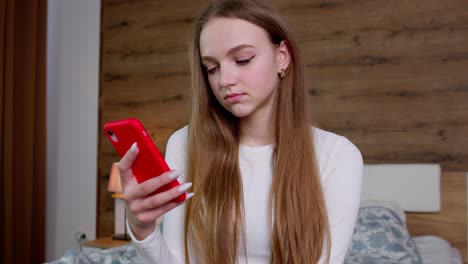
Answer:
[{"left": 202, "top": 44, "right": 255, "bottom": 62}]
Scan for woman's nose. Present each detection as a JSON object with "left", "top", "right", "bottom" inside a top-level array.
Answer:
[{"left": 219, "top": 65, "right": 236, "bottom": 88}]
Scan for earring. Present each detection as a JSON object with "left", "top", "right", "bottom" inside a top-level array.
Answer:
[{"left": 278, "top": 68, "right": 286, "bottom": 79}]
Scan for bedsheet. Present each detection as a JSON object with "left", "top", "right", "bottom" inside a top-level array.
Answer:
[{"left": 413, "top": 235, "right": 462, "bottom": 264}]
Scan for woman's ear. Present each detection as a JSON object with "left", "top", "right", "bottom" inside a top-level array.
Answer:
[{"left": 276, "top": 40, "right": 291, "bottom": 72}]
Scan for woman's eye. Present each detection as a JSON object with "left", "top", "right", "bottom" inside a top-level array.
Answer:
[
  {"left": 206, "top": 67, "right": 217, "bottom": 75},
  {"left": 236, "top": 55, "right": 255, "bottom": 65}
]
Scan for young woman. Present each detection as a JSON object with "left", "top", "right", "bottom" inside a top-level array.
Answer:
[{"left": 118, "top": 0, "right": 363, "bottom": 263}]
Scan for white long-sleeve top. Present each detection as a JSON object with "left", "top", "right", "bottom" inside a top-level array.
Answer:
[{"left": 127, "top": 126, "right": 363, "bottom": 264}]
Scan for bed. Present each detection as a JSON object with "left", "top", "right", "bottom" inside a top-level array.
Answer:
[
  {"left": 352, "top": 164, "right": 466, "bottom": 264},
  {"left": 48, "top": 164, "right": 467, "bottom": 264}
]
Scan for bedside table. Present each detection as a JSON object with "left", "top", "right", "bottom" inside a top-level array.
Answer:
[{"left": 83, "top": 236, "right": 130, "bottom": 249}]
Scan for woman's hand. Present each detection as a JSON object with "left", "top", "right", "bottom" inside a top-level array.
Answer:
[{"left": 118, "top": 142, "right": 193, "bottom": 240}]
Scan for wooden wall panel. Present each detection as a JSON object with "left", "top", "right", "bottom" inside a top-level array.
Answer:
[
  {"left": 280, "top": 0, "right": 468, "bottom": 171},
  {"left": 98, "top": 0, "right": 468, "bottom": 237}
]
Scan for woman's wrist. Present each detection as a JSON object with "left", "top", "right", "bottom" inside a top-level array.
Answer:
[
  {"left": 129, "top": 220, "right": 156, "bottom": 241},
  {"left": 125, "top": 204, "right": 157, "bottom": 240}
]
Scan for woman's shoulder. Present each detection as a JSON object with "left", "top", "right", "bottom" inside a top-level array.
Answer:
[
  {"left": 311, "top": 126, "right": 363, "bottom": 176},
  {"left": 167, "top": 125, "right": 189, "bottom": 146},
  {"left": 165, "top": 126, "right": 189, "bottom": 171},
  {"left": 312, "top": 126, "right": 360, "bottom": 154}
]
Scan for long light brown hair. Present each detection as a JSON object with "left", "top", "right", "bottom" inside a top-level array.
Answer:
[{"left": 185, "top": 0, "right": 330, "bottom": 263}]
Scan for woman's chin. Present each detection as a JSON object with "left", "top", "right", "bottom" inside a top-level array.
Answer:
[{"left": 226, "top": 108, "right": 252, "bottom": 119}]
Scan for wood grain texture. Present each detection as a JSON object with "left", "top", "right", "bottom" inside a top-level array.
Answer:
[
  {"left": 407, "top": 172, "right": 467, "bottom": 262},
  {"left": 83, "top": 236, "right": 129, "bottom": 249},
  {"left": 98, "top": 0, "right": 468, "bottom": 240}
]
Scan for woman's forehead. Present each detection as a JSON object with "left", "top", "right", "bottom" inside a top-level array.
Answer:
[{"left": 199, "top": 17, "right": 271, "bottom": 58}]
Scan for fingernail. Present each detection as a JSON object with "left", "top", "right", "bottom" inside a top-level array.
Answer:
[
  {"left": 185, "top": 193, "right": 194, "bottom": 200},
  {"left": 178, "top": 182, "right": 192, "bottom": 192},
  {"left": 130, "top": 142, "right": 138, "bottom": 153},
  {"left": 169, "top": 170, "right": 182, "bottom": 179}
]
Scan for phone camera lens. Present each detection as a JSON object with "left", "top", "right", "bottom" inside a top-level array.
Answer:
[{"left": 107, "top": 130, "right": 114, "bottom": 136}]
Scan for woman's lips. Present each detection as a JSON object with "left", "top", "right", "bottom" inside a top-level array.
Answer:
[{"left": 225, "top": 93, "right": 245, "bottom": 103}]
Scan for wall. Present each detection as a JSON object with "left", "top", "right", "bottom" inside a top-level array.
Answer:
[
  {"left": 97, "top": 0, "right": 468, "bottom": 236},
  {"left": 46, "top": 0, "right": 100, "bottom": 260}
]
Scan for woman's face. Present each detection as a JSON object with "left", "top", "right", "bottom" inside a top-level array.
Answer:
[{"left": 199, "top": 17, "right": 288, "bottom": 119}]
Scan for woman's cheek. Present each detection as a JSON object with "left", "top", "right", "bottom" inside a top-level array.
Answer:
[{"left": 208, "top": 79, "right": 224, "bottom": 103}]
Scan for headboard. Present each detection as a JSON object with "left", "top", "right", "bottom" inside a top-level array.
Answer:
[{"left": 362, "top": 165, "right": 467, "bottom": 262}]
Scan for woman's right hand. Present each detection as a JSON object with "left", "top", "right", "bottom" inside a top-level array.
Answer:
[{"left": 118, "top": 142, "right": 193, "bottom": 240}]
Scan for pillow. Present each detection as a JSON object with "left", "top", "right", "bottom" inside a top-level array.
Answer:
[
  {"left": 360, "top": 199, "right": 407, "bottom": 224},
  {"left": 345, "top": 203, "right": 422, "bottom": 264}
]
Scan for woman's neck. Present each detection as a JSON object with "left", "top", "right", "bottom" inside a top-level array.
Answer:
[{"left": 239, "top": 107, "right": 275, "bottom": 147}]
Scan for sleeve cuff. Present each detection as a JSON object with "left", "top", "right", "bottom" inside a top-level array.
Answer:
[{"left": 126, "top": 216, "right": 164, "bottom": 247}]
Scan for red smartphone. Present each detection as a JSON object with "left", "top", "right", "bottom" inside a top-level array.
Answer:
[{"left": 103, "top": 118, "right": 185, "bottom": 202}]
